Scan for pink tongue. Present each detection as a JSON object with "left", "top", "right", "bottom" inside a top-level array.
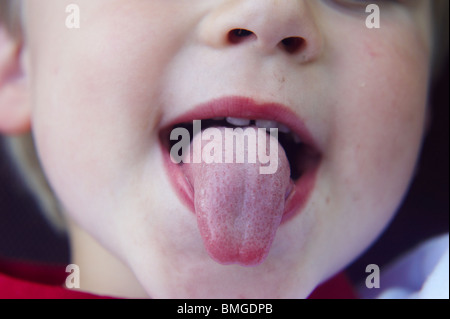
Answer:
[{"left": 182, "top": 127, "right": 291, "bottom": 266}]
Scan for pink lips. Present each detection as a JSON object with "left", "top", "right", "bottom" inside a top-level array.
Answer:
[{"left": 159, "top": 96, "right": 321, "bottom": 224}]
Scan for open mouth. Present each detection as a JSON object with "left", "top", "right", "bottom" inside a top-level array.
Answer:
[
  {"left": 166, "top": 117, "right": 307, "bottom": 181},
  {"left": 158, "top": 96, "right": 321, "bottom": 265},
  {"left": 159, "top": 96, "right": 321, "bottom": 213}
]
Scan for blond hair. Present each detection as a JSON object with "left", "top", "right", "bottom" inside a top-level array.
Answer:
[{"left": 0, "top": 0, "right": 448, "bottom": 232}]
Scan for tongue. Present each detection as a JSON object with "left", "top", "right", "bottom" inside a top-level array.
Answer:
[{"left": 182, "top": 127, "right": 291, "bottom": 266}]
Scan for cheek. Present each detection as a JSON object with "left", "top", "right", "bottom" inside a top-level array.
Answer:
[
  {"left": 327, "top": 29, "right": 430, "bottom": 220},
  {"left": 28, "top": 7, "right": 179, "bottom": 233},
  {"left": 307, "top": 21, "right": 429, "bottom": 263},
  {"left": 306, "top": 24, "right": 431, "bottom": 278}
]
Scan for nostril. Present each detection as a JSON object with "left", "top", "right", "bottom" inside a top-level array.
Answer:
[
  {"left": 228, "top": 28, "right": 256, "bottom": 44},
  {"left": 280, "top": 37, "right": 305, "bottom": 54}
]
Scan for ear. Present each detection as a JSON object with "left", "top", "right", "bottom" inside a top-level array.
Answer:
[{"left": 0, "top": 24, "right": 30, "bottom": 135}]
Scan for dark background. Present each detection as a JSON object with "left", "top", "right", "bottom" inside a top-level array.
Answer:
[{"left": 0, "top": 60, "right": 448, "bottom": 286}]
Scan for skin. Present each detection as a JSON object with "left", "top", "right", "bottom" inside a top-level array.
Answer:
[{"left": 0, "top": 0, "right": 432, "bottom": 298}]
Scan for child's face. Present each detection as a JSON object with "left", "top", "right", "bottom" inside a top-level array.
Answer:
[{"left": 24, "top": 0, "right": 432, "bottom": 298}]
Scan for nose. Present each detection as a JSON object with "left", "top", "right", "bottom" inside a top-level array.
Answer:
[{"left": 198, "top": 0, "right": 323, "bottom": 62}]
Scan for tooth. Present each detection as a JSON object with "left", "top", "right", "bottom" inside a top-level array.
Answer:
[
  {"left": 277, "top": 123, "right": 290, "bottom": 134},
  {"left": 255, "top": 119, "right": 277, "bottom": 129},
  {"left": 292, "top": 132, "right": 302, "bottom": 144},
  {"left": 226, "top": 117, "right": 251, "bottom": 126}
]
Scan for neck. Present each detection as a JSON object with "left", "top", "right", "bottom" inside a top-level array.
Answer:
[{"left": 67, "top": 219, "right": 149, "bottom": 299}]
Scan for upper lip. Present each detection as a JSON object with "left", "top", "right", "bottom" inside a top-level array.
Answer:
[{"left": 158, "top": 95, "right": 319, "bottom": 151}]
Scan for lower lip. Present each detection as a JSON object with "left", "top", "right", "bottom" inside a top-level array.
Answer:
[{"left": 159, "top": 96, "right": 320, "bottom": 223}]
